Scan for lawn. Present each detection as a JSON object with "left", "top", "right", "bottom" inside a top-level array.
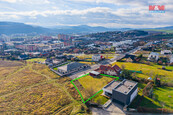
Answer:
[
  {"left": 91, "top": 90, "right": 109, "bottom": 105},
  {"left": 78, "top": 75, "right": 114, "bottom": 94},
  {"left": 130, "top": 83, "right": 173, "bottom": 110},
  {"left": 112, "top": 62, "right": 173, "bottom": 83}
]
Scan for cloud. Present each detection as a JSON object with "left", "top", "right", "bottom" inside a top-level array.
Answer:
[
  {"left": 0, "top": 0, "right": 16, "bottom": 3},
  {"left": 0, "top": 0, "right": 172, "bottom": 28}
]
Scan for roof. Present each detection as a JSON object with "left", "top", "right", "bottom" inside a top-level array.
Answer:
[
  {"left": 93, "top": 54, "right": 101, "bottom": 57},
  {"left": 150, "top": 52, "right": 159, "bottom": 56},
  {"left": 104, "top": 80, "right": 120, "bottom": 92},
  {"left": 90, "top": 71, "right": 100, "bottom": 75},
  {"left": 113, "top": 79, "right": 138, "bottom": 95},
  {"left": 124, "top": 54, "right": 136, "bottom": 60},
  {"left": 99, "top": 64, "right": 121, "bottom": 73},
  {"left": 58, "top": 62, "right": 86, "bottom": 72}
]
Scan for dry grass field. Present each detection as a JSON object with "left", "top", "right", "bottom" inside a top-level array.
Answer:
[{"left": 0, "top": 60, "right": 90, "bottom": 114}]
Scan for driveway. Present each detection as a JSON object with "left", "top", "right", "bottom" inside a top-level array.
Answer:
[{"left": 92, "top": 102, "right": 125, "bottom": 115}]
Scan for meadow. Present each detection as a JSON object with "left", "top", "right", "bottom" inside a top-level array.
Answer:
[
  {"left": 0, "top": 60, "right": 90, "bottom": 114},
  {"left": 112, "top": 62, "right": 173, "bottom": 83},
  {"left": 73, "top": 74, "right": 115, "bottom": 104}
]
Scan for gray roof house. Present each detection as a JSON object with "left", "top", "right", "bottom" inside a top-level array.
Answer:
[
  {"left": 57, "top": 62, "right": 89, "bottom": 76},
  {"left": 147, "top": 52, "right": 159, "bottom": 61},
  {"left": 103, "top": 79, "right": 138, "bottom": 105}
]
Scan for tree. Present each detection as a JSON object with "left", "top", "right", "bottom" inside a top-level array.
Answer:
[{"left": 120, "top": 69, "right": 132, "bottom": 79}]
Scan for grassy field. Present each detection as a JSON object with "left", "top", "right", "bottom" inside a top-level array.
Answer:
[
  {"left": 112, "top": 62, "right": 173, "bottom": 83},
  {"left": 78, "top": 75, "right": 114, "bottom": 94},
  {"left": 143, "top": 29, "right": 173, "bottom": 33},
  {"left": 74, "top": 75, "right": 114, "bottom": 104},
  {"left": 0, "top": 60, "right": 90, "bottom": 114},
  {"left": 26, "top": 58, "right": 46, "bottom": 63},
  {"left": 129, "top": 82, "right": 173, "bottom": 110},
  {"left": 78, "top": 61, "right": 95, "bottom": 65},
  {"left": 66, "top": 53, "right": 116, "bottom": 60}
]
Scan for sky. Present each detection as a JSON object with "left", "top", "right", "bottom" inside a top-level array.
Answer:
[{"left": 0, "top": 0, "right": 172, "bottom": 28}]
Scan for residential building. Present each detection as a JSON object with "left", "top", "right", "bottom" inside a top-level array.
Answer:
[
  {"left": 89, "top": 71, "right": 100, "bottom": 77},
  {"left": 57, "top": 62, "right": 89, "bottom": 76},
  {"left": 103, "top": 79, "right": 138, "bottom": 105},
  {"left": 147, "top": 52, "right": 159, "bottom": 61},
  {"left": 161, "top": 50, "right": 172, "bottom": 55},
  {"left": 170, "top": 55, "right": 173, "bottom": 64},
  {"left": 123, "top": 54, "right": 136, "bottom": 62},
  {"left": 92, "top": 54, "right": 103, "bottom": 62},
  {"left": 98, "top": 65, "right": 121, "bottom": 76}
]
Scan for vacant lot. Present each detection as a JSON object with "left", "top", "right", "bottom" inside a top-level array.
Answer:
[
  {"left": 78, "top": 75, "right": 114, "bottom": 94},
  {"left": 0, "top": 67, "right": 46, "bottom": 95},
  {"left": 0, "top": 60, "right": 90, "bottom": 114},
  {"left": 26, "top": 58, "right": 46, "bottom": 63},
  {"left": 31, "top": 64, "right": 59, "bottom": 79},
  {"left": 0, "top": 83, "right": 72, "bottom": 114},
  {"left": 72, "top": 74, "right": 114, "bottom": 104}
]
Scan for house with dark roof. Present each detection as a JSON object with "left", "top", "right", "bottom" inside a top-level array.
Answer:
[
  {"left": 98, "top": 64, "right": 121, "bottom": 76},
  {"left": 18, "top": 54, "right": 29, "bottom": 60},
  {"left": 123, "top": 54, "right": 136, "bottom": 62},
  {"left": 103, "top": 79, "right": 138, "bottom": 105},
  {"left": 57, "top": 62, "right": 89, "bottom": 76}
]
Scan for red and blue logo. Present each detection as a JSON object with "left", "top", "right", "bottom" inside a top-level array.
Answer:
[{"left": 149, "top": 5, "right": 165, "bottom": 13}]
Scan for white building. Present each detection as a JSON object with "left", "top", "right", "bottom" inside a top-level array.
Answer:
[
  {"left": 170, "top": 55, "right": 173, "bottom": 64},
  {"left": 147, "top": 52, "right": 159, "bottom": 61},
  {"left": 161, "top": 50, "right": 172, "bottom": 55},
  {"left": 92, "top": 54, "right": 102, "bottom": 61}
]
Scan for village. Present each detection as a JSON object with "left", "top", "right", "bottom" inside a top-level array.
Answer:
[
  {"left": 39, "top": 38, "right": 173, "bottom": 114},
  {"left": 0, "top": 31, "right": 173, "bottom": 114}
]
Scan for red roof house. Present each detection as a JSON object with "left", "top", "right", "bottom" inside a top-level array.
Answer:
[{"left": 99, "top": 64, "right": 121, "bottom": 76}]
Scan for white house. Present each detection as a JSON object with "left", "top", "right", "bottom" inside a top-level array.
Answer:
[
  {"left": 170, "top": 55, "right": 173, "bottom": 64},
  {"left": 92, "top": 54, "right": 103, "bottom": 61},
  {"left": 161, "top": 50, "right": 172, "bottom": 55},
  {"left": 147, "top": 52, "right": 159, "bottom": 61}
]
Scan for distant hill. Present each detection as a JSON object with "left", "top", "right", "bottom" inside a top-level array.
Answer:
[
  {"left": 142, "top": 26, "right": 173, "bottom": 33},
  {"left": 0, "top": 22, "right": 50, "bottom": 35},
  {"left": 0, "top": 22, "right": 132, "bottom": 35}
]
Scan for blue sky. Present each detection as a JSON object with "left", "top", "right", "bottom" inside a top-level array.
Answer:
[{"left": 0, "top": 0, "right": 172, "bottom": 28}]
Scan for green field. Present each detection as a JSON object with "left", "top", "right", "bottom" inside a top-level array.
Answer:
[
  {"left": 73, "top": 74, "right": 117, "bottom": 104},
  {"left": 112, "top": 62, "right": 173, "bottom": 83},
  {"left": 143, "top": 29, "right": 173, "bottom": 33},
  {"left": 130, "top": 83, "right": 173, "bottom": 110}
]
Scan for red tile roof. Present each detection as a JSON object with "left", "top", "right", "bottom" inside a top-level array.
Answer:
[{"left": 99, "top": 64, "right": 121, "bottom": 74}]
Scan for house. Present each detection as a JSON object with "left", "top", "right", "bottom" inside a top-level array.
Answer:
[
  {"left": 98, "top": 64, "right": 121, "bottom": 76},
  {"left": 92, "top": 54, "right": 104, "bottom": 62},
  {"left": 103, "top": 79, "right": 138, "bottom": 105},
  {"left": 123, "top": 54, "right": 136, "bottom": 62},
  {"left": 170, "top": 55, "right": 173, "bottom": 64},
  {"left": 89, "top": 71, "right": 100, "bottom": 77},
  {"left": 57, "top": 62, "right": 89, "bottom": 76},
  {"left": 161, "top": 50, "right": 172, "bottom": 55},
  {"left": 147, "top": 52, "right": 159, "bottom": 61},
  {"left": 18, "top": 54, "right": 29, "bottom": 60}
]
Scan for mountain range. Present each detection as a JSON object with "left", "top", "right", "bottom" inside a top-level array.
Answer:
[
  {"left": 0, "top": 22, "right": 131, "bottom": 35},
  {"left": 0, "top": 21, "right": 172, "bottom": 35}
]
